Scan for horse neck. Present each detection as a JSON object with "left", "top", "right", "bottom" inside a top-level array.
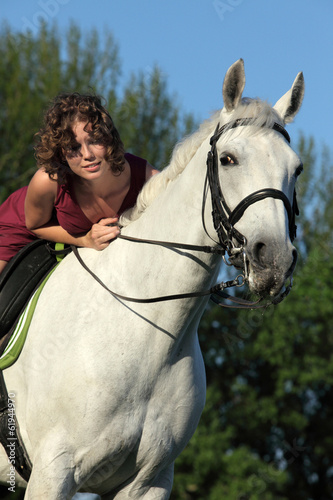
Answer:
[
  {"left": 132, "top": 137, "right": 215, "bottom": 245},
  {"left": 115, "top": 135, "right": 221, "bottom": 294}
]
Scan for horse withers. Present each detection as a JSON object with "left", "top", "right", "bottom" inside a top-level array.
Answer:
[{"left": 0, "top": 59, "right": 304, "bottom": 499}]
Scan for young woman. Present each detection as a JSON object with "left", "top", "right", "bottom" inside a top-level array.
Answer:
[{"left": 0, "top": 93, "right": 159, "bottom": 274}]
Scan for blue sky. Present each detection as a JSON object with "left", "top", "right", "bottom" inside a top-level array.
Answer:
[{"left": 2, "top": 0, "right": 332, "bottom": 150}]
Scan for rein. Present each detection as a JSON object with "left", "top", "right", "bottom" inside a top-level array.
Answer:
[
  {"left": 71, "top": 242, "right": 264, "bottom": 309},
  {"left": 71, "top": 243, "right": 252, "bottom": 305},
  {"left": 72, "top": 118, "right": 298, "bottom": 309}
]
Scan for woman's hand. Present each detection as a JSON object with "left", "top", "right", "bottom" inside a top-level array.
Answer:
[{"left": 83, "top": 217, "right": 120, "bottom": 250}]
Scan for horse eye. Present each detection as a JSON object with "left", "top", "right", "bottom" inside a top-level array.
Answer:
[{"left": 220, "top": 154, "right": 236, "bottom": 166}]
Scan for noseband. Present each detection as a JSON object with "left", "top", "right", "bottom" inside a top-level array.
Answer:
[{"left": 206, "top": 118, "right": 299, "bottom": 259}]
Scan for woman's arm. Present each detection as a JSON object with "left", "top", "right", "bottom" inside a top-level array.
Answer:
[
  {"left": 25, "top": 168, "right": 58, "bottom": 230},
  {"left": 25, "top": 169, "right": 120, "bottom": 249},
  {"left": 29, "top": 219, "right": 120, "bottom": 250}
]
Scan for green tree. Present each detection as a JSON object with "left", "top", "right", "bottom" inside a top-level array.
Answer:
[{"left": 115, "top": 66, "right": 195, "bottom": 169}]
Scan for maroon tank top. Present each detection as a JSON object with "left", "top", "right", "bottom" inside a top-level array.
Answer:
[
  {"left": 0, "top": 153, "right": 147, "bottom": 261},
  {"left": 54, "top": 153, "right": 147, "bottom": 235}
]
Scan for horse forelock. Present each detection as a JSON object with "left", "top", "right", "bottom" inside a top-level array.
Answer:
[{"left": 120, "top": 98, "right": 283, "bottom": 226}]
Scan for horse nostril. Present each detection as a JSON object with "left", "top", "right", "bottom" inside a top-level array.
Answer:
[{"left": 250, "top": 242, "right": 297, "bottom": 273}]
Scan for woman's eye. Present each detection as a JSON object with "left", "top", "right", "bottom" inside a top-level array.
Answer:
[
  {"left": 88, "top": 133, "right": 104, "bottom": 146},
  {"left": 220, "top": 154, "right": 236, "bottom": 166},
  {"left": 64, "top": 144, "right": 80, "bottom": 157},
  {"left": 68, "top": 143, "right": 80, "bottom": 152}
]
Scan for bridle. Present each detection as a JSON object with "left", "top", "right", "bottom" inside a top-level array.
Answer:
[
  {"left": 72, "top": 118, "right": 299, "bottom": 309},
  {"left": 206, "top": 118, "right": 298, "bottom": 257}
]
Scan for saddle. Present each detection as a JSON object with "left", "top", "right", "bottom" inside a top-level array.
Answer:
[{"left": 0, "top": 240, "right": 70, "bottom": 352}]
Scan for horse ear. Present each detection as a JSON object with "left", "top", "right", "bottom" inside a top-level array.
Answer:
[
  {"left": 222, "top": 59, "right": 246, "bottom": 112},
  {"left": 273, "top": 72, "right": 305, "bottom": 124}
]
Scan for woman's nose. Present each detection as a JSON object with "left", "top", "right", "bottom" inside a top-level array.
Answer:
[{"left": 81, "top": 143, "right": 95, "bottom": 160}]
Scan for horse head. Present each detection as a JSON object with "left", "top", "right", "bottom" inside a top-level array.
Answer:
[{"left": 212, "top": 59, "right": 304, "bottom": 300}]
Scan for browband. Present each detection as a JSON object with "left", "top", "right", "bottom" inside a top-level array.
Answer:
[{"left": 210, "top": 118, "right": 291, "bottom": 145}]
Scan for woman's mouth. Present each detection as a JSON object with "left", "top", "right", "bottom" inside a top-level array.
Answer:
[{"left": 83, "top": 162, "right": 101, "bottom": 172}]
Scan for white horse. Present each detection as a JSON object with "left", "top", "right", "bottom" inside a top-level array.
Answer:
[{"left": 0, "top": 59, "right": 304, "bottom": 499}]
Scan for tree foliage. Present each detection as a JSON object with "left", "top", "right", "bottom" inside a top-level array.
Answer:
[{"left": 114, "top": 67, "right": 195, "bottom": 169}]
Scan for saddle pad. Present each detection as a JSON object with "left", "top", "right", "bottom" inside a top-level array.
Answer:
[{"left": 0, "top": 265, "right": 58, "bottom": 370}]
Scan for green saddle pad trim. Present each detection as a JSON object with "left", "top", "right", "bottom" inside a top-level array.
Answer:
[{"left": 0, "top": 243, "right": 66, "bottom": 370}]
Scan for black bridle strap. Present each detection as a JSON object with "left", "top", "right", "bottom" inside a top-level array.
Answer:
[
  {"left": 207, "top": 118, "right": 297, "bottom": 248},
  {"left": 210, "top": 118, "right": 291, "bottom": 145},
  {"left": 228, "top": 188, "right": 293, "bottom": 227},
  {"left": 118, "top": 234, "right": 223, "bottom": 255},
  {"left": 211, "top": 291, "right": 265, "bottom": 309},
  {"left": 71, "top": 245, "right": 251, "bottom": 304}
]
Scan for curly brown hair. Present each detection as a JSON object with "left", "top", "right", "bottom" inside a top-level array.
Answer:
[{"left": 34, "top": 92, "right": 125, "bottom": 184}]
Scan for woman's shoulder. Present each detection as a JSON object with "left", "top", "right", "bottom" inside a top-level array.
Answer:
[
  {"left": 28, "top": 168, "right": 58, "bottom": 193},
  {"left": 124, "top": 152, "right": 147, "bottom": 168},
  {"left": 125, "top": 153, "right": 159, "bottom": 180},
  {"left": 145, "top": 163, "right": 159, "bottom": 180},
  {"left": 26, "top": 168, "right": 58, "bottom": 206}
]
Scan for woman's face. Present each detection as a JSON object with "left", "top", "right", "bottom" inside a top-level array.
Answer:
[{"left": 64, "top": 121, "right": 109, "bottom": 181}]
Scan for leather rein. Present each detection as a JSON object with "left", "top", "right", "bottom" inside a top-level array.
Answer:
[{"left": 72, "top": 118, "right": 298, "bottom": 309}]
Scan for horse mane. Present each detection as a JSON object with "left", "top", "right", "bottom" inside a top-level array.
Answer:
[{"left": 120, "top": 98, "right": 283, "bottom": 226}]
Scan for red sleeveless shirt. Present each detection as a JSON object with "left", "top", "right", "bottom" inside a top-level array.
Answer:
[{"left": 0, "top": 153, "right": 147, "bottom": 261}]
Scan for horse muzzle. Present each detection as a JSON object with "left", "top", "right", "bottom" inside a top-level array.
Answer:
[{"left": 243, "top": 239, "right": 298, "bottom": 298}]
